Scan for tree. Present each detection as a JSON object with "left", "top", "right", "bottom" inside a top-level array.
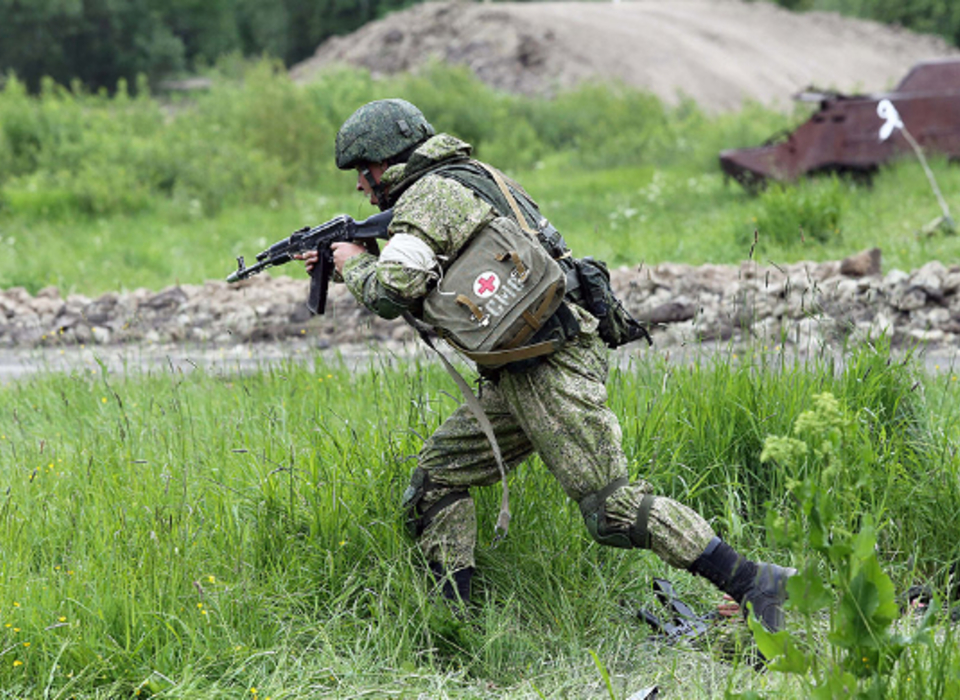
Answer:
[{"left": 0, "top": 0, "right": 185, "bottom": 93}]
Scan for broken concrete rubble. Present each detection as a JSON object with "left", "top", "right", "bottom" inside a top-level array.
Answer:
[{"left": 1, "top": 249, "right": 958, "bottom": 353}]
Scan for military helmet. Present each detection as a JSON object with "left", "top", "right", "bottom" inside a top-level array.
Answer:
[{"left": 335, "top": 98, "right": 435, "bottom": 170}]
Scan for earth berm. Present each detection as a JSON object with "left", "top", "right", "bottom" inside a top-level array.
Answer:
[{"left": 290, "top": 0, "right": 960, "bottom": 112}]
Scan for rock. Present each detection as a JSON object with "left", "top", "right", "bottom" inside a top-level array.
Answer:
[
  {"left": 639, "top": 301, "right": 696, "bottom": 325},
  {"left": 36, "top": 286, "right": 61, "bottom": 300},
  {"left": 1, "top": 254, "right": 959, "bottom": 351},
  {"left": 943, "top": 271, "right": 960, "bottom": 295},
  {"left": 83, "top": 293, "right": 120, "bottom": 325},
  {"left": 91, "top": 326, "right": 111, "bottom": 344},
  {"left": 140, "top": 287, "right": 188, "bottom": 313},
  {"left": 894, "top": 286, "right": 931, "bottom": 312},
  {"left": 913, "top": 261, "right": 948, "bottom": 290},
  {"left": 840, "top": 247, "right": 882, "bottom": 277}
]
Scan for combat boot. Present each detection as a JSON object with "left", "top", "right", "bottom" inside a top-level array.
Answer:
[
  {"left": 689, "top": 537, "right": 795, "bottom": 633},
  {"left": 741, "top": 562, "right": 795, "bottom": 632}
]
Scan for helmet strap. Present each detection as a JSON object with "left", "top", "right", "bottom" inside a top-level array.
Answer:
[{"left": 360, "top": 166, "right": 392, "bottom": 211}]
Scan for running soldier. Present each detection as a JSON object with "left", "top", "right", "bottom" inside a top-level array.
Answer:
[{"left": 300, "top": 98, "right": 794, "bottom": 631}]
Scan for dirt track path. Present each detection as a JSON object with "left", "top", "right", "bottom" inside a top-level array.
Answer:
[
  {"left": 292, "top": 0, "right": 960, "bottom": 112},
  {"left": 2, "top": 341, "right": 956, "bottom": 385}
]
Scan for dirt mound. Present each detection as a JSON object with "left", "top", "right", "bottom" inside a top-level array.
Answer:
[{"left": 290, "top": 0, "right": 960, "bottom": 113}]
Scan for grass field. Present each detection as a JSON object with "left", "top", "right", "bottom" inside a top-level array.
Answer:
[
  {"left": 3, "top": 156, "right": 960, "bottom": 298},
  {"left": 2, "top": 342, "right": 959, "bottom": 698},
  {"left": 3, "top": 63, "right": 960, "bottom": 698},
  {"left": 2, "top": 63, "right": 960, "bottom": 296}
]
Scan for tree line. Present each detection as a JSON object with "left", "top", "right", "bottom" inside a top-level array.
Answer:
[
  {"left": 768, "top": 0, "right": 960, "bottom": 47},
  {"left": 0, "top": 0, "right": 413, "bottom": 93}
]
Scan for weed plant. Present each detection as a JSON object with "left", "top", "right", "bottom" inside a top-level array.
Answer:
[
  {"left": 2, "top": 61, "right": 960, "bottom": 295},
  {"left": 0, "top": 342, "right": 957, "bottom": 697}
]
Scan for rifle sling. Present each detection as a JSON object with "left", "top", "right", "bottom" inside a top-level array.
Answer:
[{"left": 403, "top": 312, "right": 512, "bottom": 544}]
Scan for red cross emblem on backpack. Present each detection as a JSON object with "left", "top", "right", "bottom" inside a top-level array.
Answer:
[{"left": 474, "top": 271, "right": 500, "bottom": 298}]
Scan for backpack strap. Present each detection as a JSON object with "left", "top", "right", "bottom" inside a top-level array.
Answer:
[{"left": 472, "top": 162, "right": 539, "bottom": 236}]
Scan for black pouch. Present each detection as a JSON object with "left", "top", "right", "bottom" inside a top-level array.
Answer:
[{"left": 576, "top": 256, "right": 652, "bottom": 349}]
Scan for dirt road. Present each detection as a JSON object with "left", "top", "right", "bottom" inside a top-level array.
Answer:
[
  {"left": 291, "top": 0, "right": 960, "bottom": 112},
  {"left": 2, "top": 340, "right": 956, "bottom": 384}
]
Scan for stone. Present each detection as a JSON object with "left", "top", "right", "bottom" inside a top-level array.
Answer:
[
  {"left": 639, "top": 301, "right": 696, "bottom": 325},
  {"left": 840, "top": 247, "right": 881, "bottom": 277},
  {"left": 91, "top": 326, "right": 111, "bottom": 344},
  {"left": 0, "top": 253, "right": 957, "bottom": 353},
  {"left": 912, "top": 261, "right": 948, "bottom": 290}
]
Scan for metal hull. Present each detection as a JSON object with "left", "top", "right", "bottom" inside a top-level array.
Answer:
[{"left": 720, "top": 59, "right": 960, "bottom": 190}]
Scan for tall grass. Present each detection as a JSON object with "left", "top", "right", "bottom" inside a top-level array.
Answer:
[
  {"left": 2, "top": 61, "right": 959, "bottom": 295},
  {"left": 1, "top": 342, "right": 957, "bottom": 697}
]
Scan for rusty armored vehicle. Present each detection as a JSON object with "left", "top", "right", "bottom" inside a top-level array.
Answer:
[{"left": 719, "top": 58, "right": 960, "bottom": 190}]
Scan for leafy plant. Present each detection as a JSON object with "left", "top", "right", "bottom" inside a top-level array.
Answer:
[{"left": 729, "top": 393, "right": 933, "bottom": 699}]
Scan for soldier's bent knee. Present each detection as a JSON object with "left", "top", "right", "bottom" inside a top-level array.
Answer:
[
  {"left": 402, "top": 467, "right": 469, "bottom": 538},
  {"left": 579, "top": 477, "right": 657, "bottom": 550}
]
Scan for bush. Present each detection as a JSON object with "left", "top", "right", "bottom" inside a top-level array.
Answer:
[
  {"left": 0, "top": 64, "right": 319, "bottom": 219},
  {"left": 747, "top": 176, "right": 846, "bottom": 249}
]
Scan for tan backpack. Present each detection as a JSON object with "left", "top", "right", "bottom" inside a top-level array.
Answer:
[{"left": 423, "top": 213, "right": 566, "bottom": 367}]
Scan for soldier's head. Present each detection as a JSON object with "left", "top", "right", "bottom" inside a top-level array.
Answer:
[{"left": 335, "top": 99, "right": 435, "bottom": 208}]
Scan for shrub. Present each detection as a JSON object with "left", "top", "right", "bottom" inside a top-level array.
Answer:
[{"left": 747, "top": 176, "right": 846, "bottom": 248}]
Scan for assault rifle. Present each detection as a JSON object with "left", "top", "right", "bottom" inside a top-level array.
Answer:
[{"left": 227, "top": 209, "right": 393, "bottom": 314}]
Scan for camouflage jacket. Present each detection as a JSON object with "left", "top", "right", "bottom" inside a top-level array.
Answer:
[{"left": 341, "top": 134, "right": 498, "bottom": 319}]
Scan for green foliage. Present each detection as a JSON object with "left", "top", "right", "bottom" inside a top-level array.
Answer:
[
  {"left": 0, "top": 63, "right": 323, "bottom": 220},
  {"left": 764, "top": 0, "right": 960, "bottom": 49},
  {"left": 746, "top": 176, "right": 846, "bottom": 249},
  {"left": 3, "top": 62, "right": 960, "bottom": 295},
  {"left": 0, "top": 348, "right": 957, "bottom": 697},
  {"left": 0, "top": 0, "right": 186, "bottom": 93},
  {"left": 0, "top": 0, "right": 415, "bottom": 94},
  {"left": 524, "top": 81, "right": 672, "bottom": 169},
  {"left": 728, "top": 393, "right": 934, "bottom": 699},
  {"left": 613, "top": 342, "right": 960, "bottom": 567}
]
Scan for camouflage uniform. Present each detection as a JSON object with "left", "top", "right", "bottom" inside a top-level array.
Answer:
[{"left": 343, "top": 134, "right": 715, "bottom": 573}]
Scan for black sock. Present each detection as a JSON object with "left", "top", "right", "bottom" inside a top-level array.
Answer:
[{"left": 688, "top": 537, "right": 758, "bottom": 604}]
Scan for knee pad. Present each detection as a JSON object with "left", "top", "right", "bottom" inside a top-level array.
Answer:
[
  {"left": 579, "top": 477, "right": 657, "bottom": 550},
  {"left": 402, "top": 467, "right": 469, "bottom": 538}
]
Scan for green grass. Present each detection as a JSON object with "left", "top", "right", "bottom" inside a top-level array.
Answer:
[
  {"left": 4, "top": 155, "right": 959, "bottom": 297},
  {"left": 1, "top": 343, "right": 958, "bottom": 697},
  {"left": 3, "top": 59, "right": 960, "bottom": 698},
  {"left": 2, "top": 62, "right": 960, "bottom": 296}
]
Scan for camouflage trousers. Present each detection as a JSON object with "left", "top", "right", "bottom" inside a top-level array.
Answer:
[{"left": 406, "top": 324, "right": 716, "bottom": 572}]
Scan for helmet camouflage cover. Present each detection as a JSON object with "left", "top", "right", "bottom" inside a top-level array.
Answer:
[{"left": 335, "top": 98, "right": 436, "bottom": 170}]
